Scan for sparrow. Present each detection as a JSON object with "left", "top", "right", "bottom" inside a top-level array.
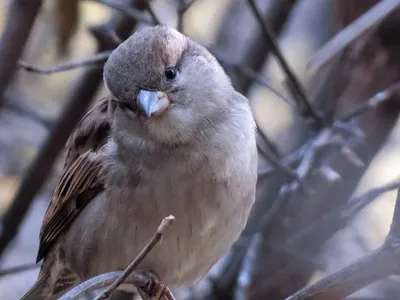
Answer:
[{"left": 21, "top": 25, "right": 257, "bottom": 300}]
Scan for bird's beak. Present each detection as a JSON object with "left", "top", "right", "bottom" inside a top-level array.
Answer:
[{"left": 136, "top": 90, "right": 171, "bottom": 118}]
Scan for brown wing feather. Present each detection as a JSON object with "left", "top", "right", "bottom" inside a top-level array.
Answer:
[{"left": 37, "top": 99, "right": 115, "bottom": 262}]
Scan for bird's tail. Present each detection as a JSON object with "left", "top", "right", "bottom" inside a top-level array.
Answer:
[{"left": 20, "top": 274, "right": 49, "bottom": 300}]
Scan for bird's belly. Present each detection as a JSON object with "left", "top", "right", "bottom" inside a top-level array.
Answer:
[{"left": 66, "top": 177, "right": 248, "bottom": 286}]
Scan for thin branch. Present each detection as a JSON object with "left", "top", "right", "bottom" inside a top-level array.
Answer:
[
  {"left": 18, "top": 51, "right": 112, "bottom": 74},
  {"left": 286, "top": 187, "right": 400, "bottom": 300},
  {"left": 4, "top": 92, "right": 54, "bottom": 129},
  {"left": 258, "top": 80, "right": 397, "bottom": 179},
  {"left": 259, "top": 126, "right": 343, "bottom": 232},
  {"left": 16, "top": 42, "right": 297, "bottom": 115},
  {"left": 89, "top": 0, "right": 154, "bottom": 24},
  {"left": 285, "top": 246, "right": 396, "bottom": 300},
  {"left": 307, "top": 0, "right": 400, "bottom": 75},
  {"left": 285, "top": 178, "right": 400, "bottom": 256},
  {"left": 177, "top": 0, "right": 197, "bottom": 32},
  {"left": 0, "top": 70, "right": 102, "bottom": 258},
  {"left": 211, "top": 49, "right": 296, "bottom": 109},
  {"left": 145, "top": 1, "right": 161, "bottom": 26},
  {"left": 95, "top": 216, "right": 175, "bottom": 300},
  {"left": 235, "top": 234, "right": 263, "bottom": 300},
  {"left": 256, "top": 125, "right": 282, "bottom": 158},
  {"left": 246, "top": 0, "right": 324, "bottom": 126},
  {"left": 337, "top": 81, "right": 400, "bottom": 122},
  {"left": 0, "top": 0, "right": 146, "bottom": 259},
  {"left": 257, "top": 144, "right": 299, "bottom": 183},
  {"left": 0, "top": 0, "right": 43, "bottom": 109},
  {"left": 0, "top": 263, "right": 40, "bottom": 277},
  {"left": 60, "top": 216, "right": 175, "bottom": 300}
]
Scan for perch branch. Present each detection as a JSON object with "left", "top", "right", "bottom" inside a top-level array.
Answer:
[
  {"left": 59, "top": 216, "right": 175, "bottom": 300},
  {"left": 94, "top": 216, "right": 175, "bottom": 300},
  {"left": 0, "top": 0, "right": 43, "bottom": 109},
  {"left": 307, "top": 0, "right": 400, "bottom": 75}
]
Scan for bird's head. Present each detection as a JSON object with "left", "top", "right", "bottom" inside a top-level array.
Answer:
[{"left": 103, "top": 25, "right": 233, "bottom": 145}]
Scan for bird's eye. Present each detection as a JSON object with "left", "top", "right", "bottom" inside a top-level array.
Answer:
[{"left": 165, "top": 67, "right": 177, "bottom": 80}]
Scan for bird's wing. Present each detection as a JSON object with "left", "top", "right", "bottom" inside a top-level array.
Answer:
[{"left": 37, "top": 98, "right": 115, "bottom": 262}]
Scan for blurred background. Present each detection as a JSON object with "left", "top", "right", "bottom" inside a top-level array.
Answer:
[{"left": 0, "top": 0, "right": 399, "bottom": 299}]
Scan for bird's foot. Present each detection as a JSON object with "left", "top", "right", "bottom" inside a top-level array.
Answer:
[{"left": 135, "top": 270, "right": 172, "bottom": 300}]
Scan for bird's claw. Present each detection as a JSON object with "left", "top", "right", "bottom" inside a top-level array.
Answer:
[{"left": 136, "top": 270, "right": 170, "bottom": 300}]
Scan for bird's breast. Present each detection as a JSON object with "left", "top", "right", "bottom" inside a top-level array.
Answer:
[{"left": 97, "top": 164, "right": 252, "bottom": 285}]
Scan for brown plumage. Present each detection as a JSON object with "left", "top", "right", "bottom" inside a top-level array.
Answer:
[
  {"left": 22, "top": 26, "right": 257, "bottom": 300},
  {"left": 37, "top": 100, "right": 113, "bottom": 262}
]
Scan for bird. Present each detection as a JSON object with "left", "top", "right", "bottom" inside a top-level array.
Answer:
[{"left": 21, "top": 25, "right": 258, "bottom": 300}]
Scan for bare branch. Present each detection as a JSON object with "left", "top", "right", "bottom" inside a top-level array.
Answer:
[
  {"left": 0, "top": 263, "right": 40, "bottom": 277},
  {"left": 59, "top": 216, "right": 175, "bottom": 300},
  {"left": 0, "top": 0, "right": 147, "bottom": 260},
  {"left": 89, "top": 0, "right": 154, "bottom": 24},
  {"left": 286, "top": 186, "right": 400, "bottom": 300},
  {"left": 246, "top": 0, "right": 325, "bottom": 126},
  {"left": 210, "top": 47, "right": 296, "bottom": 109},
  {"left": 0, "top": 0, "right": 43, "bottom": 109},
  {"left": 286, "top": 178, "right": 400, "bottom": 256},
  {"left": 337, "top": 81, "right": 400, "bottom": 122},
  {"left": 308, "top": 0, "right": 400, "bottom": 75},
  {"left": 257, "top": 144, "right": 299, "bottom": 183},
  {"left": 18, "top": 51, "right": 112, "bottom": 74},
  {"left": 177, "top": 0, "right": 197, "bottom": 32},
  {"left": 145, "top": 1, "right": 161, "bottom": 26},
  {"left": 285, "top": 246, "right": 396, "bottom": 300},
  {"left": 94, "top": 216, "right": 175, "bottom": 300}
]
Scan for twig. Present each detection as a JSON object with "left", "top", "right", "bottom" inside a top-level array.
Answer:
[
  {"left": 0, "top": 69, "right": 102, "bottom": 258},
  {"left": 235, "top": 234, "right": 263, "bottom": 300},
  {"left": 0, "top": 0, "right": 43, "bottom": 109},
  {"left": 256, "top": 125, "right": 281, "bottom": 158},
  {"left": 256, "top": 80, "right": 398, "bottom": 179},
  {"left": 259, "top": 127, "right": 341, "bottom": 232},
  {"left": 94, "top": 216, "right": 175, "bottom": 300},
  {"left": 246, "top": 0, "right": 324, "bottom": 126},
  {"left": 0, "top": 263, "right": 40, "bottom": 277},
  {"left": 89, "top": 0, "right": 154, "bottom": 24},
  {"left": 211, "top": 49, "right": 296, "bottom": 110},
  {"left": 286, "top": 186, "right": 400, "bottom": 300},
  {"left": 307, "top": 0, "right": 400, "bottom": 75},
  {"left": 4, "top": 92, "right": 54, "bottom": 129},
  {"left": 0, "top": 0, "right": 146, "bottom": 259},
  {"left": 177, "top": 0, "right": 197, "bottom": 32},
  {"left": 285, "top": 178, "right": 400, "bottom": 259},
  {"left": 286, "top": 245, "right": 396, "bottom": 300},
  {"left": 337, "top": 81, "right": 400, "bottom": 122},
  {"left": 16, "top": 41, "right": 296, "bottom": 114},
  {"left": 18, "top": 51, "right": 112, "bottom": 74},
  {"left": 145, "top": 1, "right": 161, "bottom": 26},
  {"left": 257, "top": 144, "right": 299, "bottom": 183}
]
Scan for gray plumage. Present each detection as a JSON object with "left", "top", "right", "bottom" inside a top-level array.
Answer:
[{"left": 21, "top": 25, "right": 257, "bottom": 300}]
